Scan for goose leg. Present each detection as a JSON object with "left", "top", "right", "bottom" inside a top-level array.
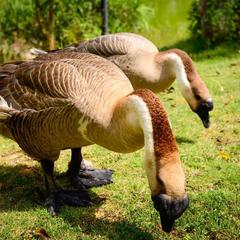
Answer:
[
  {"left": 67, "top": 148, "right": 113, "bottom": 189},
  {"left": 41, "top": 159, "right": 92, "bottom": 216}
]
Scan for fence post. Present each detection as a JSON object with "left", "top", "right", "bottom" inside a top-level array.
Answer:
[{"left": 101, "top": 0, "right": 108, "bottom": 35}]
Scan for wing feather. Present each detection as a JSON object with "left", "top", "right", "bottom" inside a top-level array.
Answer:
[
  {"left": 73, "top": 32, "right": 158, "bottom": 57},
  {"left": 0, "top": 53, "right": 133, "bottom": 126},
  {"left": 0, "top": 61, "right": 81, "bottom": 110}
]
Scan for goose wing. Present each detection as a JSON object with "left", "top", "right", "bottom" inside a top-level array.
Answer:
[
  {"left": 33, "top": 33, "right": 159, "bottom": 81},
  {"left": 55, "top": 33, "right": 159, "bottom": 77},
  {"left": 0, "top": 53, "right": 133, "bottom": 125},
  {"left": 72, "top": 32, "right": 159, "bottom": 57},
  {"left": 37, "top": 33, "right": 158, "bottom": 58},
  {"left": 0, "top": 60, "right": 81, "bottom": 110}
]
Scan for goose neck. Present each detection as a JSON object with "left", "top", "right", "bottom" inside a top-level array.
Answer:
[
  {"left": 165, "top": 53, "right": 191, "bottom": 93},
  {"left": 127, "top": 89, "right": 181, "bottom": 195}
]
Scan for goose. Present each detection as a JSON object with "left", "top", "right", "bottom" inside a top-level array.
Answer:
[
  {"left": 0, "top": 53, "right": 189, "bottom": 232},
  {"left": 0, "top": 55, "right": 113, "bottom": 189},
  {"left": 33, "top": 32, "right": 214, "bottom": 128},
  {"left": 31, "top": 33, "right": 213, "bottom": 185}
]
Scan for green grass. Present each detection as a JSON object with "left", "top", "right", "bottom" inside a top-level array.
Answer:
[{"left": 0, "top": 52, "right": 240, "bottom": 239}]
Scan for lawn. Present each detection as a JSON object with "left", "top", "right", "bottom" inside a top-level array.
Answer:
[{"left": 0, "top": 50, "right": 239, "bottom": 239}]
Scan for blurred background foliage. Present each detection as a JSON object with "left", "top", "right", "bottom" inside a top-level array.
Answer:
[
  {"left": 189, "top": 0, "right": 240, "bottom": 45},
  {"left": 0, "top": 0, "right": 152, "bottom": 62},
  {"left": 0, "top": 0, "right": 239, "bottom": 63},
  {"left": 141, "top": 0, "right": 193, "bottom": 48}
]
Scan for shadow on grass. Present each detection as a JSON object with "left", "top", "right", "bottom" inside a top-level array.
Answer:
[
  {"left": 0, "top": 164, "right": 106, "bottom": 210},
  {"left": 61, "top": 207, "right": 154, "bottom": 240},
  {"left": 0, "top": 164, "right": 41, "bottom": 210},
  {"left": 176, "top": 136, "right": 195, "bottom": 144},
  {"left": 0, "top": 164, "right": 154, "bottom": 239}
]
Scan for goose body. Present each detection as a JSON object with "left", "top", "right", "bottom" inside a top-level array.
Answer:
[
  {"left": 35, "top": 32, "right": 213, "bottom": 127},
  {"left": 0, "top": 53, "right": 189, "bottom": 232},
  {"left": 0, "top": 54, "right": 134, "bottom": 157}
]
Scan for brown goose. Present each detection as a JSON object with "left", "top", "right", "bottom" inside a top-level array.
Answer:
[
  {"left": 33, "top": 32, "right": 213, "bottom": 128},
  {"left": 0, "top": 53, "right": 189, "bottom": 232},
  {"left": 32, "top": 33, "right": 214, "bottom": 184},
  {"left": 0, "top": 53, "right": 114, "bottom": 188}
]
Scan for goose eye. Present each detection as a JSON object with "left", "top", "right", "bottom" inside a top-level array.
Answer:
[
  {"left": 195, "top": 94, "right": 201, "bottom": 101},
  {"left": 158, "top": 178, "right": 164, "bottom": 186},
  {"left": 157, "top": 178, "right": 166, "bottom": 192}
]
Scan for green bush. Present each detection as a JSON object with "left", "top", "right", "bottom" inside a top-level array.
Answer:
[
  {"left": 0, "top": 0, "right": 152, "bottom": 48},
  {"left": 189, "top": 0, "right": 240, "bottom": 44},
  {"left": 0, "top": 0, "right": 36, "bottom": 44},
  {"left": 0, "top": 0, "right": 152, "bottom": 62}
]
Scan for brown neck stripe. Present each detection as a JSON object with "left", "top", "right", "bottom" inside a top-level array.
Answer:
[{"left": 130, "top": 89, "right": 178, "bottom": 158}]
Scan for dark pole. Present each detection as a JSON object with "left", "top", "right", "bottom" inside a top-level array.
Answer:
[{"left": 101, "top": 0, "right": 108, "bottom": 35}]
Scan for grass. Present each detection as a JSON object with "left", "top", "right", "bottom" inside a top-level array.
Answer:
[{"left": 0, "top": 51, "right": 240, "bottom": 239}]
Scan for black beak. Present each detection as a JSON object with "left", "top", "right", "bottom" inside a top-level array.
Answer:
[
  {"left": 195, "top": 100, "right": 213, "bottom": 128},
  {"left": 152, "top": 194, "right": 189, "bottom": 233}
]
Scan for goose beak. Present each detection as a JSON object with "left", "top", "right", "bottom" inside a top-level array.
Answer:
[
  {"left": 195, "top": 100, "right": 214, "bottom": 128},
  {"left": 152, "top": 194, "right": 189, "bottom": 233}
]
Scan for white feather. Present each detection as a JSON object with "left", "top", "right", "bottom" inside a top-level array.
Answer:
[
  {"left": 166, "top": 53, "right": 198, "bottom": 109},
  {"left": 0, "top": 96, "right": 11, "bottom": 108},
  {"left": 0, "top": 96, "right": 12, "bottom": 120},
  {"left": 30, "top": 48, "right": 48, "bottom": 56},
  {"left": 127, "top": 95, "right": 158, "bottom": 193}
]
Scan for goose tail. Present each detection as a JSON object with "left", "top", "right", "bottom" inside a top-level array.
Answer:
[
  {"left": 0, "top": 96, "right": 12, "bottom": 121},
  {"left": 0, "top": 61, "right": 21, "bottom": 97}
]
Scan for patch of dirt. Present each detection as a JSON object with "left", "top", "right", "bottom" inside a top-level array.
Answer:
[{"left": 0, "top": 150, "right": 32, "bottom": 165}]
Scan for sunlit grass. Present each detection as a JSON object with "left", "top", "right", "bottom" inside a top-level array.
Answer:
[{"left": 0, "top": 53, "right": 239, "bottom": 239}]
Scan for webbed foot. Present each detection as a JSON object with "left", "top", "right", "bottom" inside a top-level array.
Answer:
[
  {"left": 68, "top": 148, "right": 114, "bottom": 189},
  {"left": 45, "top": 189, "right": 93, "bottom": 216},
  {"left": 70, "top": 168, "right": 113, "bottom": 189},
  {"left": 79, "top": 168, "right": 113, "bottom": 188}
]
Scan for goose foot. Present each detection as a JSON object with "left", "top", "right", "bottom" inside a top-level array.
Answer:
[
  {"left": 68, "top": 148, "right": 114, "bottom": 189},
  {"left": 78, "top": 168, "right": 113, "bottom": 188},
  {"left": 45, "top": 189, "right": 93, "bottom": 216},
  {"left": 40, "top": 159, "right": 93, "bottom": 216},
  {"left": 69, "top": 168, "right": 113, "bottom": 189}
]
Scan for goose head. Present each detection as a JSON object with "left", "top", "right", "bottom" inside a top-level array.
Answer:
[
  {"left": 150, "top": 154, "right": 189, "bottom": 232},
  {"left": 173, "top": 49, "right": 214, "bottom": 128},
  {"left": 152, "top": 193, "right": 189, "bottom": 232},
  {"left": 147, "top": 152, "right": 189, "bottom": 233},
  {"left": 181, "top": 70, "right": 214, "bottom": 128},
  {"left": 190, "top": 76, "right": 213, "bottom": 128},
  {"left": 157, "top": 49, "right": 214, "bottom": 128}
]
